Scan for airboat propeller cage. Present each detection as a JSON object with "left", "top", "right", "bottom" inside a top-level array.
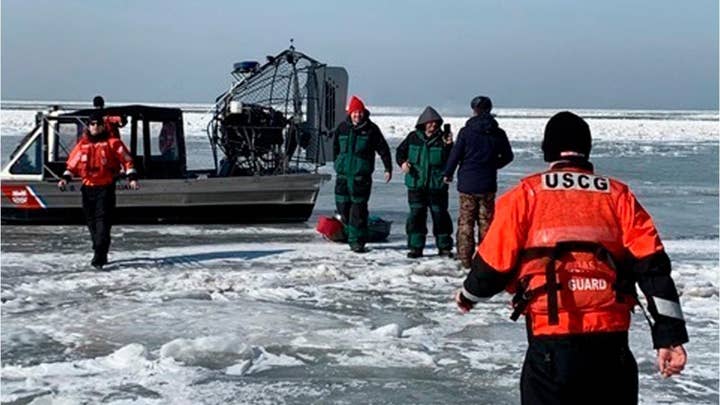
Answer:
[{"left": 209, "top": 48, "right": 348, "bottom": 176}]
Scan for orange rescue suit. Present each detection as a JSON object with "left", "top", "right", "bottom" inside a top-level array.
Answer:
[
  {"left": 104, "top": 115, "right": 123, "bottom": 138},
  {"left": 65, "top": 132, "right": 135, "bottom": 187},
  {"left": 477, "top": 166, "right": 664, "bottom": 337}
]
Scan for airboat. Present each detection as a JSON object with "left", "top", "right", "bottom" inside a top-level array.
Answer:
[{"left": 1, "top": 47, "right": 348, "bottom": 224}]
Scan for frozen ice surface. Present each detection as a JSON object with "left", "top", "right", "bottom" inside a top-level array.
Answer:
[{"left": 2, "top": 228, "right": 717, "bottom": 404}]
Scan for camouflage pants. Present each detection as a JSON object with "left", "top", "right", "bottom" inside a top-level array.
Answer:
[{"left": 456, "top": 192, "right": 495, "bottom": 268}]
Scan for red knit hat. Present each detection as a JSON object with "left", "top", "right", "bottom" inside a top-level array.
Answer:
[{"left": 346, "top": 95, "right": 366, "bottom": 114}]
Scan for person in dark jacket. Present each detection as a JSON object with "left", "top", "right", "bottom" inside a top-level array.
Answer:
[
  {"left": 333, "top": 95, "right": 393, "bottom": 253},
  {"left": 455, "top": 111, "right": 687, "bottom": 405},
  {"left": 396, "top": 106, "right": 454, "bottom": 258},
  {"left": 92, "top": 95, "right": 126, "bottom": 138},
  {"left": 444, "top": 96, "right": 513, "bottom": 268}
]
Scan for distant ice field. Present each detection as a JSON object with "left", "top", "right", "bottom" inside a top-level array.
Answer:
[{"left": 3, "top": 106, "right": 718, "bottom": 142}]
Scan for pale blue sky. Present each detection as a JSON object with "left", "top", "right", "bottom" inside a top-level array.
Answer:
[{"left": 2, "top": 0, "right": 718, "bottom": 110}]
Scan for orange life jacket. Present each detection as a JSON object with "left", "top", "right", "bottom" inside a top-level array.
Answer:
[
  {"left": 104, "top": 116, "right": 123, "bottom": 138},
  {"left": 477, "top": 165, "right": 664, "bottom": 338},
  {"left": 65, "top": 132, "right": 135, "bottom": 187}
]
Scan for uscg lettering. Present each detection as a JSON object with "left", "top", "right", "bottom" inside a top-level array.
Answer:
[{"left": 541, "top": 172, "right": 610, "bottom": 193}]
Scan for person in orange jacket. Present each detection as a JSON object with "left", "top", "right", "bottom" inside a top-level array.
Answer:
[
  {"left": 455, "top": 111, "right": 688, "bottom": 404},
  {"left": 58, "top": 110, "right": 139, "bottom": 269}
]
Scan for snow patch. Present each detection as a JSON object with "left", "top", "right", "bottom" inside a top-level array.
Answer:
[
  {"left": 159, "top": 335, "right": 251, "bottom": 368},
  {"left": 102, "top": 343, "right": 149, "bottom": 369},
  {"left": 370, "top": 323, "right": 402, "bottom": 338}
]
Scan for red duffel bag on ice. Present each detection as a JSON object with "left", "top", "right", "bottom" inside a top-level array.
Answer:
[
  {"left": 316, "top": 215, "right": 392, "bottom": 243},
  {"left": 316, "top": 215, "right": 347, "bottom": 242}
]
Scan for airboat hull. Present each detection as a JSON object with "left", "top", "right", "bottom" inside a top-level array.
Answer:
[{"left": 1, "top": 173, "right": 330, "bottom": 225}]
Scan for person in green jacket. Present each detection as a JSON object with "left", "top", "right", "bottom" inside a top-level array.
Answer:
[
  {"left": 396, "top": 106, "right": 454, "bottom": 258},
  {"left": 333, "top": 95, "right": 393, "bottom": 253}
]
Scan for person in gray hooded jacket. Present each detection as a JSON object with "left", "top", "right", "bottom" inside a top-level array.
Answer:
[{"left": 396, "top": 106, "right": 454, "bottom": 258}]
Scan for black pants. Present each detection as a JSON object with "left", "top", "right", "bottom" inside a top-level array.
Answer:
[
  {"left": 521, "top": 333, "right": 638, "bottom": 405},
  {"left": 81, "top": 184, "right": 116, "bottom": 265},
  {"left": 335, "top": 175, "right": 372, "bottom": 247},
  {"left": 406, "top": 188, "right": 453, "bottom": 251}
]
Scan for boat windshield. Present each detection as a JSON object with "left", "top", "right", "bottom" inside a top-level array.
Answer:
[
  {"left": 52, "top": 120, "right": 84, "bottom": 162},
  {"left": 9, "top": 133, "right": 42, "bottom": 175},
  {"left": 8, "top": 124, "right": 40, "bottom": 161}
]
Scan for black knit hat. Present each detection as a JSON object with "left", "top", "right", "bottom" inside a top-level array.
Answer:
[
  {"left": 542, "top": 111, "right": 591, "bottom": 162},
  {"left": 93, "top": 95, "right": 105, "bottom": 108},
  {"left": 471, "top": 96, "right": 492, "bottom": 112}
]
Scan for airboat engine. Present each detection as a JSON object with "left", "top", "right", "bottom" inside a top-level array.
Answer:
[{"left": 208, "top": 48, "right": 348, "bottom": 177}]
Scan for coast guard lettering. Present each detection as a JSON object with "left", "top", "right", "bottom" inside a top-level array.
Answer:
[
  {"left": 568, "top": 277, "right": 609, "bottom": 291},
  {"left": 542, "top": 171, "right": 610, "bottom": 193}
]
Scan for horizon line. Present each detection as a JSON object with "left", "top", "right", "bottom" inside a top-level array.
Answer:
[{"left": 1, "top": 99, "right": 718, "bottom": 116}]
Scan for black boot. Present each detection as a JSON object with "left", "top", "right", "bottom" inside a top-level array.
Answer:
[
  {"left": 438, "top": 249, "right": 454, "bottom": 258},
  {"left": 407, "top": 250, "right": 423, "bottom": 258},
  {"left": 91, "top": 253, "right": 104, "bottom": 270},
  {"left": 91, "top": 250, "right": 108, "bottom": 269},
  {"left": 351, "top": 244, "right": 368, "bottom": 254}
]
